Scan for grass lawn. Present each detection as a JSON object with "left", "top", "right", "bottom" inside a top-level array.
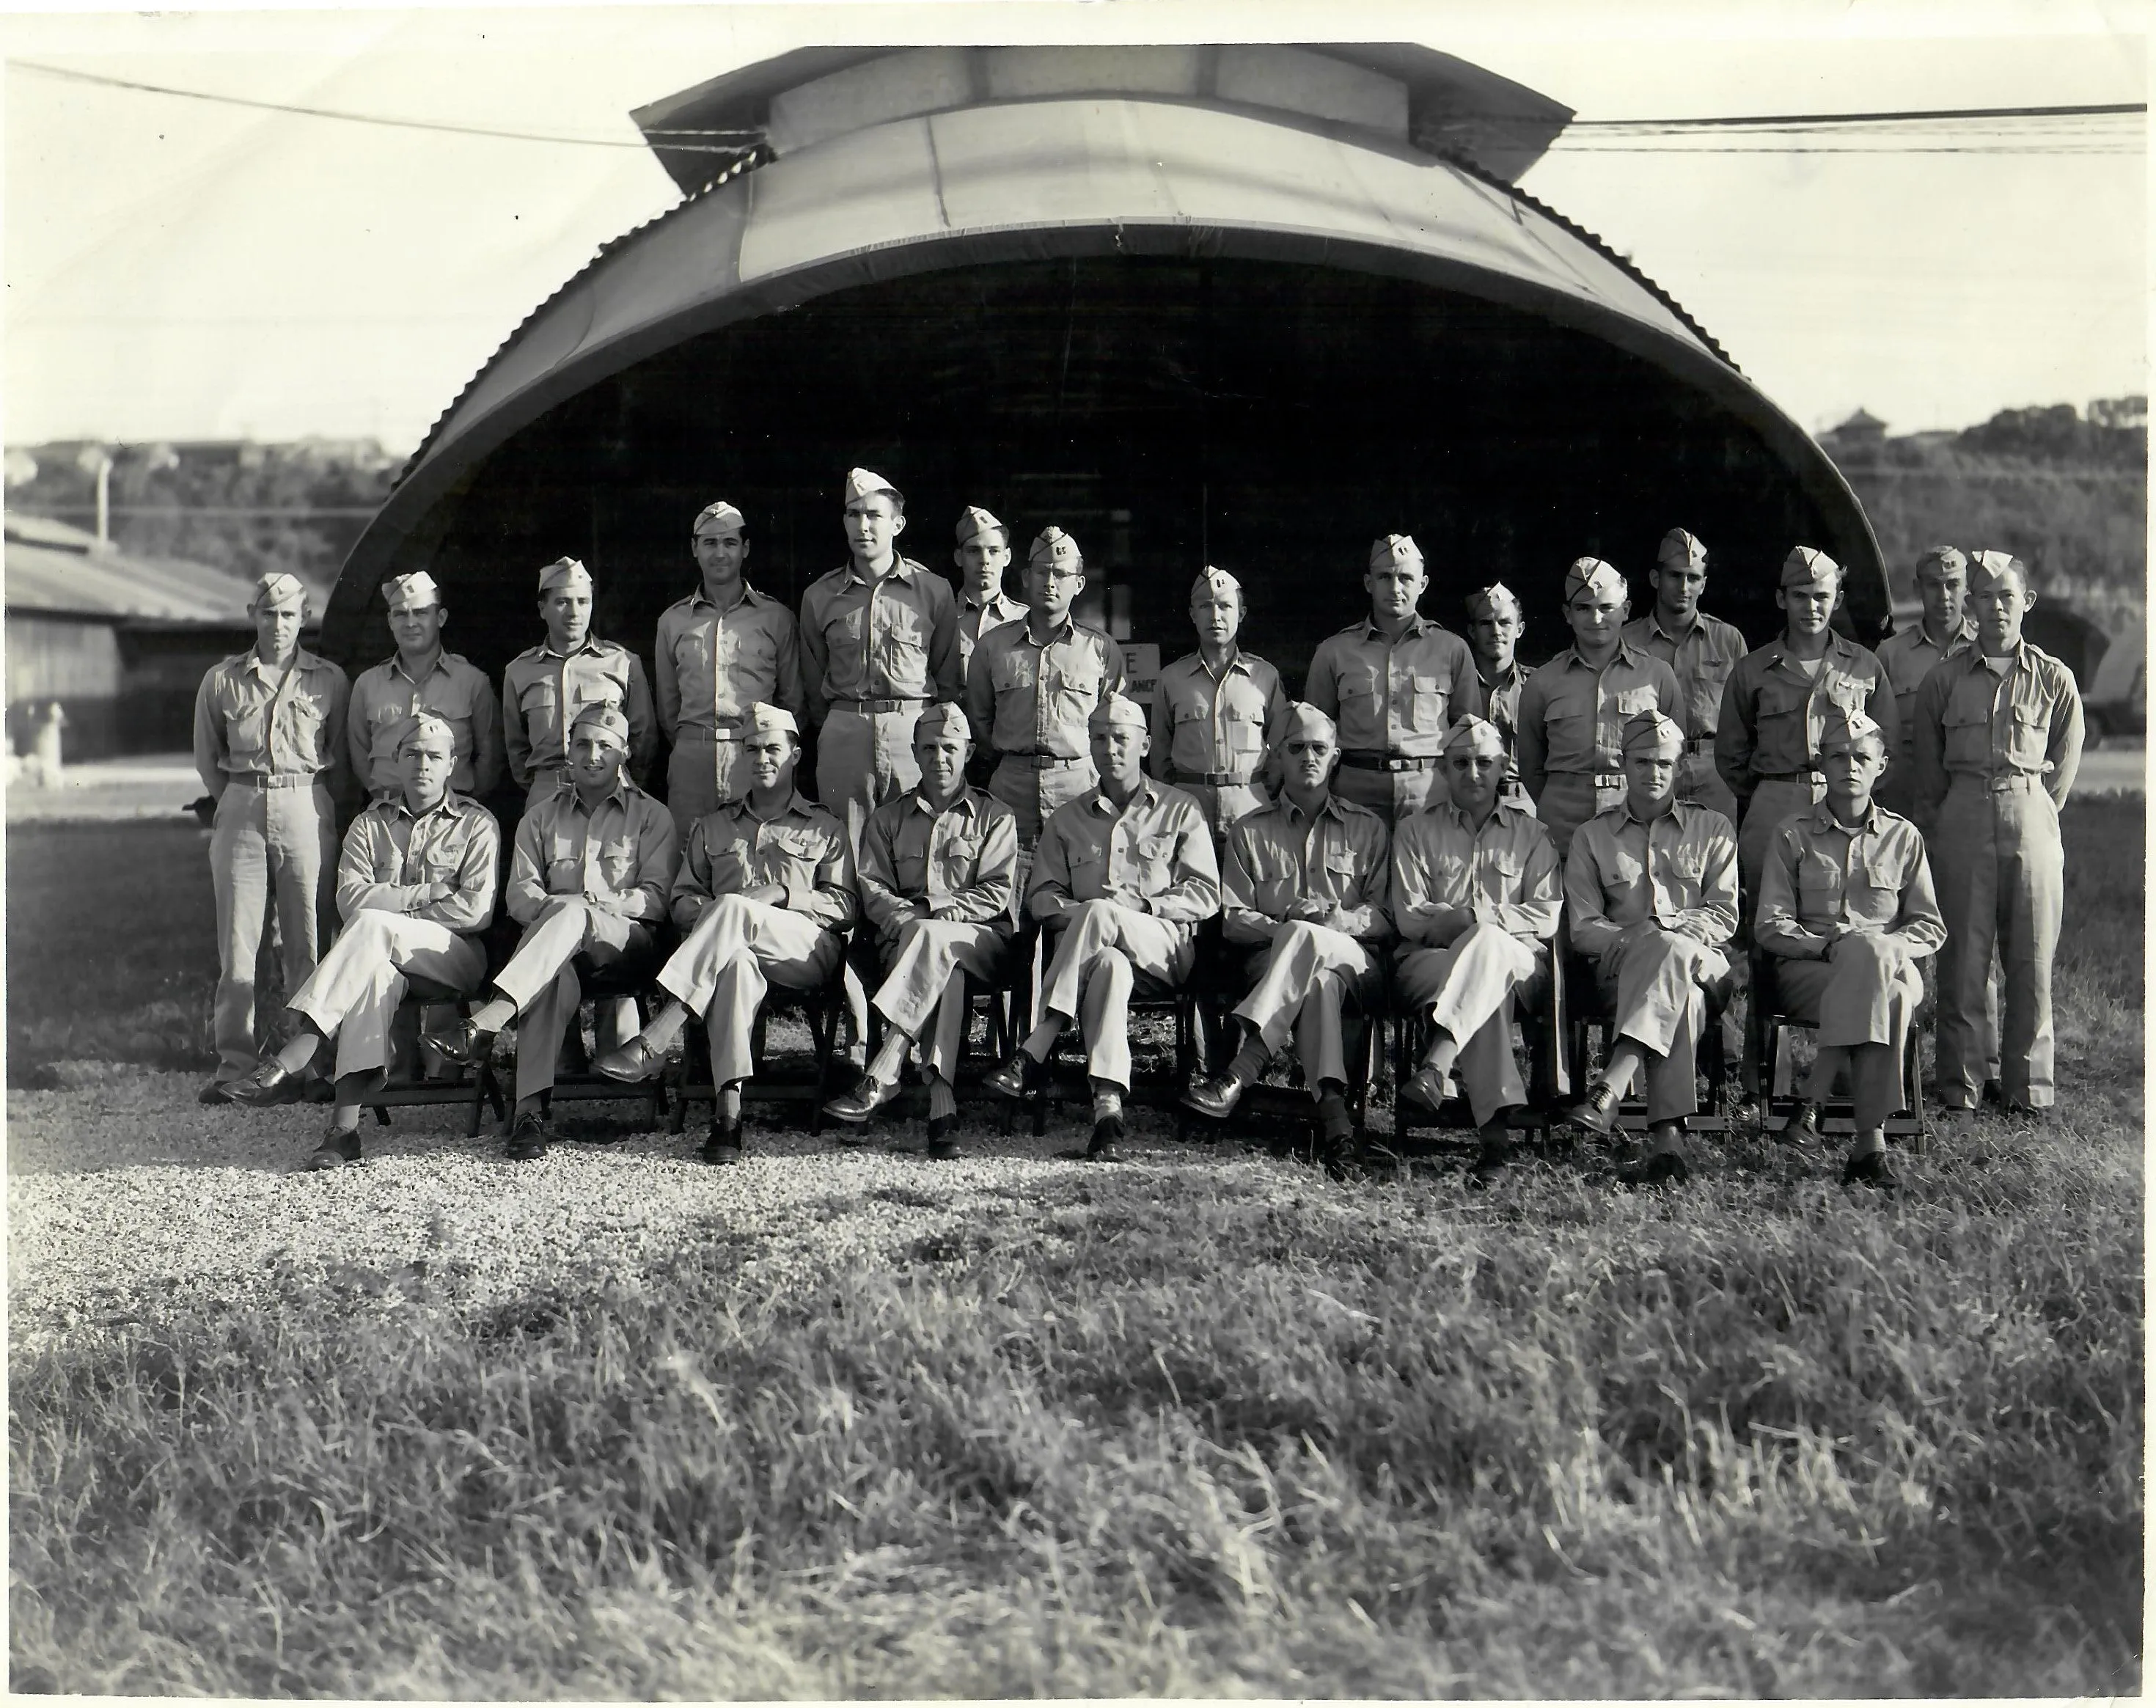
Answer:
[{"left": 8, "top": 797, "right": 2144, "bottom": 1696}]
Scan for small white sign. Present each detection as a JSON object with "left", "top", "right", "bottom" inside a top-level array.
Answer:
[{"left": 1121, "top": 642, "right": 1162, "bottom": 705}]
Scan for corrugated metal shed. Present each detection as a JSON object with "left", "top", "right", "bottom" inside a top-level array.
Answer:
[{"left": 4, "top": 513, "right": 260, "bottom": 629}]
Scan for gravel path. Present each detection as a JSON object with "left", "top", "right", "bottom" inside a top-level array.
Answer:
[{"left": 8, "top": 1068, "right": 1330, "bottom": 1344}]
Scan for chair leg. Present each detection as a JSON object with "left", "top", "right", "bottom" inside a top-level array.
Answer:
[{"left": 373, "top": 1105, "right": 391, "bottom": 1127}]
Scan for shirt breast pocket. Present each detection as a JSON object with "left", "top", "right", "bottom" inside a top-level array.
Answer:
[
  {"left": 1477, "top": 847, "right": 1522, "bottom": 900},
  {"left": 546, "top": 832, "right": 582, "bottom": 890},
  {"left": 990, "top": 650, "right": 1036, "bottom": 694},
  {"left": 1608, "top": 850, "right": 1646, "bottom": 887},
  {"left": 1136, "top": 833, "right": 1176, "bottom": 892},
  {"left": 1408, "top": 672, "right": 1448, "bottom": 734},
  {"left": 1848, "top": 856, "right": 1902, "bottom": 922},
  {"left": 521, "top": 678, "right": 562, "bottom": 729},
  {"left": 1613, "top": 686, "right": 1658, "bottom": 718},
  {"left": 873, "top": 603, "right": 928, "bottom": 671},
  {"left": 2007, "top": 696, "right": 2052, "bottom": 769},
  {"left": 599, "top": 836, "right": 639, "bottom": 888},
  {"left": 285, "top": 693, "right": 324, "bottom": 755},
  {"left": 227, "top": 705, "right": 268, "bottom": 759},
  {"left": 1941, "top": 696, "right": 1990, "bottom": 766},
  {"left": 1048, "top": 661, "right": 1103, "bottom": 722},
  {"left": 1324, "top": 846, "right": 1360, "bottom": 898},
  {"left": 939, "top": 832, "right": 981, "bottom": 887},
  {"left": 832, "top": 607, "right": 866, "bottom": 645},
  {"left": 1340, "top": 665, "right": 1385, "bottom": 731}
]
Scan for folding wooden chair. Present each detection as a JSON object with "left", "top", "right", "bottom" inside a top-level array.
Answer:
[
  {"left": 1562, "top": 946, "right": 1731, "bottom": 1133},
  {"left": 1389, "top": 950, "right": 1563, "bottom": 1146},
  {"left": 668, "top": 928, "right": 852, "bottom": 1135},
  {"left": 1750, "top": 948, "right": 1930, "bottom": 1148},
  {"left": 1014, "top": 915, "right": 1202, "bottom": 1138},
  {"left": 357, "top": 975, "right": 504, "bottom": 1136}
]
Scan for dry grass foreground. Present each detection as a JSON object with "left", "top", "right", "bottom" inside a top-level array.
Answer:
[{"left": 7, "top": 796, "right": 2146, "bottom": 1697}]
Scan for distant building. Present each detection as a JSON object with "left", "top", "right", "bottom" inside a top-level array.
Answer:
[{"left": 1823, "top": 408, "right": 1890, "bottom": 453}]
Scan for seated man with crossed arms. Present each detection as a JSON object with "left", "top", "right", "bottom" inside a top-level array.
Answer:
[
  {"left": 984, "top": 693, "right": 1221, "bottom": 1158},
  {"left": 1561, "top": 709, "right": 1740, "bottom": 1185},
  {"left": 1180, "top": 701, "right": 1390, "bottom": 1162},
  {"left": 1756, "top": 706, "right": 1946, "bottom": 1188},
  {"left": 227, "top": 713, "right": 500, "bottom": 1169},
  {"left": 424, "top": 704, "right": 678, "bottom": 1159},
  {"left": 594, "top": 703, "right": 857, "bottom": 1165},
  {"left": 1391, "top": 714, "right": 1562, "bottom": 1186},
  {"left": 823, "top": 704, "right": 1022, "bottom": 1157}
]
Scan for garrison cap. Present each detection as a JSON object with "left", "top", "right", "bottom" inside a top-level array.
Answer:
[
  {"left": 844, "top": 466, "right": 902, "bottom": 506},
  {"left": 250, "top": 571, "right": 307, "bottom": 610},
  {"left": 1819, "top": 705, "right": 1886, "bottom": 753},
  {"left": 744, "top": 701, "right": 800, "bottom": 738},
  {"left": 692, "top": 500, "right": 746, "bottom": 535},
  {"left": 1621, "top": 709, "right": 1685, "bottom": 759},
  {"left": 1192, "top": 565, "right": 1242, "bottom": 601},
  {"left": 913, "top": 702, "right": 970, "bottom": 743},
  {"left": 1279, "top": 701, "right": 1338, "bottom": 745},
  {"left": 381, "top": 571, "right": 441, "bottom": 612},
  {"left": 1368, "top": 533, "right": 1423, "bottom": 571},
  {"left": 1968, "top": 548, "right": 2028, "bottom": 586},
  {"left": 1029, "top": 526, "right": 1083, "bottom": 570},
  {"left": 568, "top": 703, "right": 631, "bottom": 750},
  {"left": 1442, "top": 714, "right": 1508, "bottom": 760},
  {"left": 1464, "top": 582, "right": 1522, "bottom": 620},
  {"left": 1088, "top": 692, "right": 1148, "bottom": 734},
  {"left": 1915, "top": 544, "right": 1968, "bottom": 579},
  {"left": 955, "top": 505, "right": 1008, "bottom": 546},
  {"left": 1657, "top": 528, "right": 1709, "bottom": 569},
  {"left": 538, "top": 556, "right": 593, "bottom": 595},
  {"left": 1564, "top": 557, "right": 1627, "bottom": 603},
  {"left": 393, "top": 711, "right": 456, "bottom": 755},
  {"left": 1779, "top": 546, "right": 1841, "bottom": 590}
]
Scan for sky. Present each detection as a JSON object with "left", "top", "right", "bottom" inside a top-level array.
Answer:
[{"left": 4, "top": 0, "right": 2147, "bottom": 454}]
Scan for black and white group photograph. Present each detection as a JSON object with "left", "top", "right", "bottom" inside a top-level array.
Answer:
[{"left": 4, "top": 0, "right": 2144, "bottom": 1696}]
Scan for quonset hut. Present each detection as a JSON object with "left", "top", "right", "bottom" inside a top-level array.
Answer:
[{"left": 325, "top": 43, "right": 1885, "bottom": 699}]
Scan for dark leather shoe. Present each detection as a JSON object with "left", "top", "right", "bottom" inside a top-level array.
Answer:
[
  {"left": 1783, "top": 1098, "right": 1825, "bottom": 1144},
  {"left": 307, "top": 1127, "right": 362, "bottom": 1170},
  {"left": 824, "top": 1075, "right": 903, "bottom": 1125},
  {"left": 1086, "top": 1114, "right": 1125, "bottom": 1159},
  {"left": 224, "top": 1060, "right": 295, "bottom": 1107},
  {"left": 198, "top": 1079, "right": 238, "bottom": 1105},
  {"left": 1619, "top": 1147, "right": 1690, "bottom": 1188},
  {"left": 1180, "top": 1070, "right": 1249, "bottom": 1121},
  {"left": 700, "top": 1121, "right": 744, "bottom": 1165},
  {"left": 925, "top": 1115, "right": 959, "bottom": 1161},
  {"left": 1398, "top": 1066, "right": 1447, "bottom": 1118},
  {"left": 1561, "top": 1082, "right": 1621, "bottom": 1137},
  {"left": 1981, "top": 1077, "right": 2007, "bottom": 1107},
  {"left": 505, "top": 1109, "right": 549, "bottom": 1161},
  {"left": 425, "top": 1018, "right": 496, "bottom": 1069},
  {"left": 983, "top": 1051, "right": 1045, "bottom": 1102},
  {"left": 1467, "top": 1137, "right": 1513, "bottom": 1191},
  {"left": 1842, "top": 1147, "right": 1899, "bottom": 1189},
  {"left": 593, "top": 1036, "right": 667, "bottom": 1084}
]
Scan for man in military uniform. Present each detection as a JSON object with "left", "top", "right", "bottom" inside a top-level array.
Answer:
[
  {"left": 1515, "top": 557, "right": 1685, "bottom": 857},
  {"left": 1622, "top": 529, "right": 1746, "bottom": 822},
  {"left": 1911, "top": 550, "right": 2084, "bottom": 1118},
  {"left": 1756, "top": 708, "right": 1946, "bottom": 1186},
  {"left": 1463, "top": 582, "right": 1533, "bottom": 813},
  {"left": 424, "top": 705, "right": 678, "bottom": 1159},
  {"left": 653, "top": 499, "right": 806, "bottom": 839},
  {"left": 502, "top": 556, "right": 657, "bottom": 805},
  {"left": 1390, "top": 715, "right": 1562, "bottom": 1186},
  {"left": 1149, "top": 566, "right": 1290, "bottom": 841},
  {"left": 192, "top": 571, "right": 352, "bottom": 1102},
  {"left": 347, "top": 571, "right": 502, "bottom": 804},
  {"left": 1875, "top": 546, "right": 1976, "bottom": 817},
  {"left": 226, "top": 714, "right": 501, "bottom": 1168},
  {"left": 821, "top": 704, "right": 1021, "bottom": 1155},
  {"left": 594, "top": 704, "right": 856, "bottom": 1163},
  {"left": 964, "top": 525, "right": 1125, "bottom": 847},
  {"left": 1179, "top": 702, "right": 1390, "bottom": 1162},
  {"left": 1714, "top": 546, "right": 1898, "bottom": 905},
  {"left": 1304, "top": 534, "right": 1484, "bottom": 820},
  {"left": 952, "top": 505, "right": 1027, "bottom": 681},
  {"left": 984, "top": 694, "right": 1221, "bottom": 1158},
  {"left": 1561, "top": 711, "right": 1740, "bottom": 1185}
]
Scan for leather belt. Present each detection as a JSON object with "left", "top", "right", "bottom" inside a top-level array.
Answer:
[
  {"left": 1962, "top": 771, "right": 2043, "bottom": 793},
  {"left": 1339, "top": 750, "right": 1437, "bottom": 773},
  {"left": 1552, "top": 770, "right": 1627, "bottom": 790},
  {"left": 1008, "top": 752, "right": 1089, "bottom": 769},
  {"left": 835, "top": 697, "right": 929, "bottom": 715},
  {"left": 1684, "top": 737, "right": 1716, "bottom": 753},
  {"left": 227, "top": 772, "right": 317, "bottom": 790},
  {"left": 1759, "top": 769, "right": 1824, "bottom": 783},
  {"left": 680, "top": 716, "right": 749, "bottom": 738},
  {"left": 1184, "top": 771, "right": 1250, "bottom": 786}
]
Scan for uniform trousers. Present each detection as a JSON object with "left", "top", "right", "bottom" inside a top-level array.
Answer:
[
  {"left": 1229, "top": 920, "right": 1379, "bottom": 1099},
  {"left": 1332, "top": 763, "right": 1442, "bottom": 821},
  {"left": 1770, "top": 934, "right": 1924, "bottom": 1129},
  {"left": 1591, "top": 927, "right": 1731, "bottom": 1122},
  {"left": 1178, "top": 778, "right": 1271, "bottom": 839},
  {"left": 1677, "top": 749, "right": 1739, "bottom": 823},
  {"left": 1497, "top": 777, "right": 1539, "bottom": 818},
  {"left": 287, "top": 909, "right": 486, "bottom": 1084},
  {"left": 1037, "top": 900, "right": 1195, "bottom": 1091},
  {"left": 1535, "top": 772, "right": 1629, "bottom": 858},
  {"left": 989, "top": 755, "right": 1097, "bottom": 846},
  {"left": 871, "top": 917, "right": 1014, "bottom": 1080},
  {"left": 1395, "top": 923, "right": 1550, "bottom": 1127},
  {"left": 492, "top": 898, "right": 659, "bottom": 1103},
  {"left": 210, "top": 777, "right": 338, "bottom": 1078},
  {"left": 664, "top": 732, "right": 748, "bottom": 837},
  {"left": 521, "top": 765, "right": 570, "bottom": 809},
  {"left": 658, "top": 895, "right": 843, "bottom": 1086},
  {"left": 1929, "top": 775, "right": 2062, "bottom": 1108},
  {"left": 816, "top": 705, "right": 926, "bottom": 846},
  {"left": 1737, "top": 777, "right": 1826, "bottom": 904}
]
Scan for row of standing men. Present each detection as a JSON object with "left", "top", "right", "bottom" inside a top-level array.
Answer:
[{"left": 193, "top": 466, "right": 2083, "bottom": 1170}]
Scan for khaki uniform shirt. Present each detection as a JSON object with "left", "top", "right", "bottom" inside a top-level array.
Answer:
[
  {"left": 502, "top": 638, "right": 657, "bottom": 789},
  {"left": 1027, "top": 780, "right": 1222, "bottom": 926},
  {"left": 1150, "top": 648, "right": 1289, "bottom": 791},
  {"left": 1715, "top": 631, "right": 1896, "bottom": 804},
  {"left": 1390, "top": 799, "right": 1561, "bottom": 948},
  {"left": 505, "top": 776, "right": 678, "bottom": 927},
  {"left": 964, "top": 615, "right": 1125, "bottom": 759},
  {"left": 957, "top": 590, "right": 1029, "bottom": 680},
  {"left": 192, "top": 646, "right": 351, "bottom": 796},
  {"left": 798, "top": 557, "right": 961, "bottom": 723},
  {"left": 1563, "top": 802, "right": 1739, "bottom": 959},
  {"left": 336, "top": 789, "right": 500, "bottom": 934},
  {"left": 1910, "top": 642, "right": 2084, "bottom": 816},
  {"left": 1221, "top": 792, "right": 1392, "bottom": 946},
  {"left": 1875, "top": 618, "right": 1976, "bottom": 779},
  {"left": 1622, "top": 610, "right": 1748, "bottom": 746},
  {"left": 347, "top": 650, "right": 503, "bottom": 800},
  {"left": 1756, "top": 800, "right": 1946, "bottom": 961},
  {"left": 1515, "top": 643, "right": 1686, "bottom": 792},
  {"left": 1303, "top": 615, "right": 1484, "bottom": 757},
  {"left": 673, "top": 789, "right": 856, "bottom": 934},
  {"left": 857, "top": 785, "right": 1021, "bottom": 940},
  {"left": 652, "top": 584, "right": 804, "bottom": 740}
]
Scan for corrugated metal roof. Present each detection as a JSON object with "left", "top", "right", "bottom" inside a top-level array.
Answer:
[{"left": 4, "top": 513, "right": 261, "bottom": 626}]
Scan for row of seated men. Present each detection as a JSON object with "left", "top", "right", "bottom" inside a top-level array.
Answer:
[
  {"left": 216, "top": 678, "right": 1940, "bottom": 1194},
  {"left": 192, "top": 466, "right": 2082, "bottom": 1159}
]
